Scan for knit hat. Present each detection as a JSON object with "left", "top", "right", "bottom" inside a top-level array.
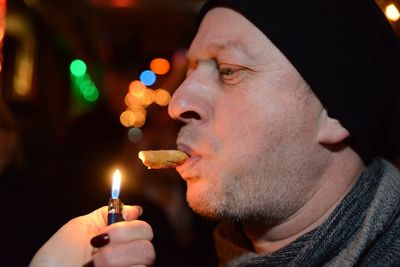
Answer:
[{"left": 196, "top": 0, "right": 400, "bottom": 164}]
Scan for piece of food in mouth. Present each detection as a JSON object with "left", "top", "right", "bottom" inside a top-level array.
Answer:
[{"left": 138, "top": 150, "right": 189, "bottom": 169}]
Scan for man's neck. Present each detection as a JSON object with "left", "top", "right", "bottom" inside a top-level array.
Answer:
[{"left": 243, "top": 149, "right": 365, "bottom": 255}]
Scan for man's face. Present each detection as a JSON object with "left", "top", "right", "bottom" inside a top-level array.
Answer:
[{"left": 168, "top": 8, "right": 330, "bottom": 224}]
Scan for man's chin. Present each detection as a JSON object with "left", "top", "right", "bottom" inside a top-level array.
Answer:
[
  {"left": 189, "top": 205, "right": 242, "bottom": 223},
  {"left": 186, "top": 190, "right": 220, "bottom": 220}
]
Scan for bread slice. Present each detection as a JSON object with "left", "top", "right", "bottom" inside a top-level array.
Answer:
[{"left": 138, "top": 150, "right": 189, "bottom": 169}]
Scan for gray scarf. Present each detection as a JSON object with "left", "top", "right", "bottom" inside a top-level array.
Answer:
[{"left": 214, "top": 158, "right": 400, "bottom": 266}]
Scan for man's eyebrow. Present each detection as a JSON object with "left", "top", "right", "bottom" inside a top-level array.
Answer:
[{"left": 206, "top": 39, "right": 257, "bottom": 60}]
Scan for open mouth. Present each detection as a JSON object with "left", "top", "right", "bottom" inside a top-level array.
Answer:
[{"left": 176, "top": 143, "right": 202, "bottom": 178}]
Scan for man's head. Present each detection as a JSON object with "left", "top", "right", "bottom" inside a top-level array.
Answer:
[
  {"left": 168, "top": 0, "right": 400, "bottom": 224},
  {"left": 194, "top": 0, "right": 400, "bottom": 165},
  {"left": 168, "top": 7, "right": 351, "bottom": 224}
]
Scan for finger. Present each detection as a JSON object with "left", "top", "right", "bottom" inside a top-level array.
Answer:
[
  {"left": 92, "top": 205, "right": 142, "bottom": 225},
  {"left": 122, "top": 205, "right": 143, "bottom": 221},
  {"left": 93, "top": 240, "right": 155, "bottom": 267},
  {"left": 106, "top": 220, "right": 154, "bottom": 243}
]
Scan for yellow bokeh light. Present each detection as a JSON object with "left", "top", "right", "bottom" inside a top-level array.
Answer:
[
  {"left": 120, "top": 110, "right": 136, "bottom": 127},
  {"left": 153, "top": 88, "right": 171, "bottom": 106},
  {"left": 150, "top": 58, "right": 170, "bottom": 75},
  {"left": 385, "top": 4, "right": 400, "bottom": 21}
]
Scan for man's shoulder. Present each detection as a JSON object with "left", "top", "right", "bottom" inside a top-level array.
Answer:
[
  {"left": 357, "top": 158, "right": 400, "bottom": 266},
  {"left": 357, "top": 213, "right": 400, "bottom": 266}
]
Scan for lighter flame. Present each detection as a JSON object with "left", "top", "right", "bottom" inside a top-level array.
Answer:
[{"left": 111, "top": 169, "right": 121, "bottom": 199}]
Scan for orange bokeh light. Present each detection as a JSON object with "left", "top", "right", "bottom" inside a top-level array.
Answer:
[
  {"left": 128, "top": 105, "right": 147, "bottom": 117},
  {"left": 133, "top": 110, "right": 146, "bottom": 127},
  {"left": 153, "top": 88, "right": 171, "bottom": 106},
  {"left": 129, "top": 80, "right": 146, "bottom": 95},
  {"left": 120, "top": 110, "right": 136, "bottom": 127},
  {"left": 150, "top": 58, "right": 170, "bottom": 75},
  {"left": 141, "top": 88, "right": 154, "bottom": 106},
  {"left": 125, "top": 93, "right": 141, "bottom": 107}
]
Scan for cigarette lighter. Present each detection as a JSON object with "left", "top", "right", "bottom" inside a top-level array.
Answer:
[
  {"left": 108, "top": 169, "right": 125, "bottom": 225},
  {"left": 108, "top": 197, "right": 124, "bottom": 225}
]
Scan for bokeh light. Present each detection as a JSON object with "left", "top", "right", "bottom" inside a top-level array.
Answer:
[
  {"left": 128, "top": 105, "right": 147, "bottom": 118},
  {"left": 153, "top": 88, "right": 171, "bottom": 106},
  {"left": 120, "top": 55, "right": 176, "bottom": 129},
  {"left": 386, "top": 4, "right": 400, "bottom": 21},
  {"left": 129, "top": 80, "right": 146, "bottom": 95},
  {"left": 120, "top": 110, "right": 136, "bottom": 127},
  {"left": 70, "top": 69, "right": 99, "bottom": 102},
  {"left": 150, "top": 58, "right": 170, "bottom": 75},
  {"left": 125, "top": 93, "right": 141, "bottom": 107},
  {"left": 80, "top": 80, "right": 95, "bottom": 94},
  {"left": 132, "top": 109, "right": 146, "bottom": 127},
  {"left": 84, "top": 88, "right": 99, "bottom": 102},
  {"left": 140, "top": 70, "right": 157, "bottom": 86},
  {"left": 128, "top": 127, "right": 143, "bottom": 143},
  {"left": 141, "top": 88, "right": 154, "bottom": 106},
  {"left": 70, "top": 59, "right": 87, "bottom": 77},
  {"left": 111, "top": 0, "right": 133, "bottom": 8}
]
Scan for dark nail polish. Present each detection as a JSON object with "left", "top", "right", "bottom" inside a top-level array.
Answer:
[
  {"left": 82, "top": 260, "right": 95, "bottom": 267},
  {"left": 90, "top": 233, "right": 110, "bottom": 248}
]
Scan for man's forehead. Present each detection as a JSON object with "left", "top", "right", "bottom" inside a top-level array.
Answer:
[
  {"left": 193, "top": 8, "right": 270, "bottom": 55},
  {"left": 188, "top": 37, "right": 259, "bottom": 60}
]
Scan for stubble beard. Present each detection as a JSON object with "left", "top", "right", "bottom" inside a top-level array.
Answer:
[
  {"left": 186, "top": 143, "right": 322, "bottom": 226},
  {"left": 186, "top": 168, "right": 306, "bottom": 225}
]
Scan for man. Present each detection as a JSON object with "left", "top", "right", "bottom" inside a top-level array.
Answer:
[{"left": 30, "top": 0, "right": 400, "bottom": 266}]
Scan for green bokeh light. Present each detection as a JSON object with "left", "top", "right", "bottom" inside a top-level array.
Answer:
[
  {"left": 84, "top": 88, "right": 99, "bottom": 102},
  {"left": 70, "top": 59, "right": 87, "bottom": 77},
  {"left": 69, "top": 59, "right": 99, "bottom": 104},
  {"left": 80, "top": 80, "right": 95, "bottom": 95}
]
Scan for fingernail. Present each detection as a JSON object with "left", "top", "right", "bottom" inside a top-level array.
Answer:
[
  {"left": 90, "top": 233, "right": 110, "bottom": 248},
  {"left": 135, "top": 205, "right": 143, "bottom": 216},
  {"left": 82, "top": 260, "right": 95, "bottom": 267}
]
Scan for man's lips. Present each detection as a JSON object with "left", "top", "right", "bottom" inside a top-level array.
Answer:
[
  {"left": 177, "top": 156, "right": 201, "bottom": 174},
  {"left": 176, "top": 143, "right": 201, "bottom": 178},
  {"left": 177, "top": 142, "right": 196, "bottom": 158}
]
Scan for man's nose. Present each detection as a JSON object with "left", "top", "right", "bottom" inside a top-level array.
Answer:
[{"left": 168, "top": 74, "right": 208, "bottom": 124}]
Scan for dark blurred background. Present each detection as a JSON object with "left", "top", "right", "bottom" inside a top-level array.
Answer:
[
  {"left": 0, "top": 0, "right": 399, "bottom": 266},
  {"left": 0, "top": 0, "right": 219, "bottom": 266}
]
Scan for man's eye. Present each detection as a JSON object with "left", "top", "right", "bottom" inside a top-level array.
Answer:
[
  {"left": 220, "top": 67, "right": 235, "bottom": 76},
  {"left": 218, "top": 65, "right": 245, "bottom": 85},
  {"left": 218, "top": 66, "right": 242, "bottom": 83}
]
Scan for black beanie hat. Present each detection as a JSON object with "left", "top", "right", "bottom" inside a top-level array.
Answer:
[{"left": 196, "top": 0, "right": 400, "bottom": 164}]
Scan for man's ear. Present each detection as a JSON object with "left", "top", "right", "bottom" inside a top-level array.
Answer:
[{"left": 318, "top": 109, "right": 350, "bottom": 145}]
